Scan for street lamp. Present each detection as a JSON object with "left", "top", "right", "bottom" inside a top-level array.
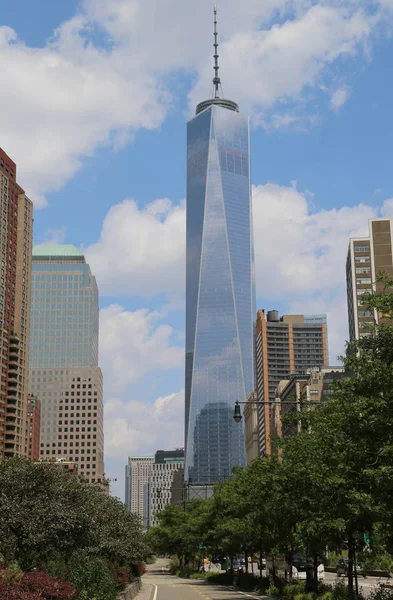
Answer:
[
  {"left": 233, "top": 400, "right": 242, "bottom": 423},
  {"left": 233, "top": 398, "right": 320, "bottom": 423}
]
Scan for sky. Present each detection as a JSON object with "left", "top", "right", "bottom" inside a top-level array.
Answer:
[{"left": 2, "top": 0, "right": 393, "bottom": 500}]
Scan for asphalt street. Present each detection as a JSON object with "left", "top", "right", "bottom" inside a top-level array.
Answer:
[
  {"left": 141, "top": 559, "right": 264, "bottom": 600},
  {"left": 139, "top": 560, "right": 392, "bottom": 600},
  {"left": 324, "top": 571, "right": 392, "bottom": 598}
]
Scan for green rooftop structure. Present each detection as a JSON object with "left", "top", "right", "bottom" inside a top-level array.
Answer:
[{"left": 33, "top": 244, "right": 83, "bottom": 257}]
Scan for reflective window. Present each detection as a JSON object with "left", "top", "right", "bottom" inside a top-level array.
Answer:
[{"left": 185, "top": 105, "right": 255, "bottom": 485}]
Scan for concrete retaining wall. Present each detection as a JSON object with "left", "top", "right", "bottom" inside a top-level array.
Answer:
[
  {"left": 325, "top": 566, "right": 390, "bottom": 577},
  {"left": 117, "top": 578, "right": 142, "bottom": 600}
]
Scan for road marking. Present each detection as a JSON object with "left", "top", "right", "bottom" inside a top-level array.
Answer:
[{"left": 152, "top": 584, "right": 158, "bottom": 600}]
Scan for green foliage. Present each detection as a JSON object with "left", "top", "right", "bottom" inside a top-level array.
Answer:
[
  {"left": 206, "top": 571, "right": 234, "bottom": 585},
  {"left": 368, "top": 585, "right": 393, "bottom": 600},
  {"left": 293, "top": 593, "right": 314, "bottom": 600},
  {"left": 283, "top": 582, "right": 307, "bottom": 599},
  {"left": 266, "top": 584, "right": 281, "bottom": 597},
  {"left": 67, "top": 551, "right": 117, "bottom": 600},
  {"left": 0, "top": 458, "right": 146, "bottom": 573}
]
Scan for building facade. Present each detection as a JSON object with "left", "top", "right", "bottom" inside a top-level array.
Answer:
[
  {"left": 271, "top": 367, "right": 345, "bottom": 444},
  {"left": 244, "top": 391, "right": 259, "bottom": 465},
  {"left": 28, "top": 245, "right": 104, "bottom": 485},
  {"left": 27, "top": 394, "right": 41, "bottom": 461},
  {"left": 0, "top": 148, "right": 33, "bottom": 458},
  {"left": 185, "top": 19, "right": 255, "bottom": 485},
  {"left": 256, "top": 310, "right": 328, "bottom": 455},
  {"left": 346, "top": 218, "right": 393, "bottom": 342},
  {"left": 147, "top": 453, "right": 184, "bottom": 528},
  {"left": 125, "top": 456, "right": 154, "bottom": 517}
]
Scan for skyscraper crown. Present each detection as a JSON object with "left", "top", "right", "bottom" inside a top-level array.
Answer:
[{"left": 195, "top": 6, "right": 239, "bottom": 115}]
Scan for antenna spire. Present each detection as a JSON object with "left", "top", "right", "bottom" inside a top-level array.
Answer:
[{"left": 213, "top": 5, "right": 221, "bottom": 99}]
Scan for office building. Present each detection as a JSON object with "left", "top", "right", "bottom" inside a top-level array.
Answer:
[
  {"left": 346, "top": 218, "right": 393, "bottom": 342},
  {"left": 27, "top": 394, "right": 41, "bottom": 461},
  {"left": 125, "top": 456, "right": 154, "bottom": 516},
  {"left": 0, "top": 148, "right": 33, "bottom": 458},
  {"left": 255, "top": 310, "right": 328, "bottom": 455},
  {"left": 147, "top": 449, "right": 184, "bottom": 528},
  {"left": 244, "top": 391, "right": 259, "bottom": 465},
  {"left": 28, "top": 245, "right": 104, "bottom": 484},
  {"left": 185, "top": 9, "right": 255, "bottom": 486},
  {"left": 271, "top": 366, "right": 345, "bottom": 444}
]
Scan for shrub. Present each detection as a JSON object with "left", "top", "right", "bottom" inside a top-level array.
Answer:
[
  {"left": 0, "top": 570, "right": 78, "bottom": 600},
  {"left": 266, "top": 584, "right": 281, "bottom": 596},
  {"left": 369, "top": 585, "right": 393, "bottom": 600},
  {"left": 189, "top": 572, "right": 207, "bottom": 580},
  {"left": 236, "top": 572, "right": 259, "bottom": 591},
  {"left": 331, "top": 581, "right": 364, "bottom": 600},
  {"left": 66, "top": 551, "right": 117, "bottom": 600},
  {"left": 293, "top": 593, "right": 314, "bottom": 600},
  {"left": 0, "top": 561, "right": 23, "bottom": 583},
  {"left": 283, "top": 582, "right": 307, "bottom": 599},
  {"left": 113, "top": 567, "right": 129, "bottom": 591},
  {"left": 206, "top": 571, "right": 234, "bottom": 585}
]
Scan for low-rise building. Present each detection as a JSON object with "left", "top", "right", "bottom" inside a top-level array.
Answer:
[
  {"left": 244, "top": 391, "right": 259, "bottom": 465},
  {"left": 27, "top": 394, "right": 41, "bottom": 461},
  {"left": 146, "top": 449, "right": 184, "bottom": 528},
  {"left": 271, "top": 366, "right": 345, "bottom": 445}
]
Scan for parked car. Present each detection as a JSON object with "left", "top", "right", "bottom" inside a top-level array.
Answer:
[{"left": 336, "top": 558, "right": 362, "bottom": 576}]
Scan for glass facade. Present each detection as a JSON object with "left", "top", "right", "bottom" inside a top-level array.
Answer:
[
  {"left": 28, "top": 245, "right": 104, "bottom": 484},
  {"left": 185, "top": 104, "right": 255, "bottom": 485},
  {"left": 29, "top": 253, "right": 98, "bottom": 368}
]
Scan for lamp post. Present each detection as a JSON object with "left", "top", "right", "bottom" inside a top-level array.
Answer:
[{"left": 233, "top": 398, "right": 320, "bottom": 423}]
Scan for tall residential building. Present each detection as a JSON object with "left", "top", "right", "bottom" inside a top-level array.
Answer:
[
  {"left": 28, "top": 245, "right": 104, "bottom": 485},
  {"left": 255, "top": 310, "right": 328, "bottom": 455},
  {"left": 125, "top": 456, "right": 154, "bottom": 516},
  {"left": 185, "top": 9, "right": 255, "bottom": 486},
  {"left": 27, "top": 394, "right": 41, "bottom": 461},
  {"left": 0, "top": 148, "right": 33, "bottom": 458},
  {"left": 147, "top": 449, "right": 184, "bottom": 528},
  {"left": 346, "top": 218, "right": 393, "bottom": 342}
]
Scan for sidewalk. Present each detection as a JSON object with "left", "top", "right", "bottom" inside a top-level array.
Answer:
[{"left": 136, "top": 581, "right": 154, "bottom": 600}]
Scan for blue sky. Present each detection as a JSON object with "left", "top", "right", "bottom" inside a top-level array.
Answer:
[{"left": 2, "top": 0, "right": 393, "bottom": 499}]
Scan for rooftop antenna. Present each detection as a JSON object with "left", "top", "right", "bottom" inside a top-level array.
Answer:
[{"left": 213, "top": 5, "right": 221, "bottom": 99}]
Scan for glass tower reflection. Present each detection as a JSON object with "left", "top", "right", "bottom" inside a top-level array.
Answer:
[{"left": 185, "top": 100, "right": 255, "bottom": 485}]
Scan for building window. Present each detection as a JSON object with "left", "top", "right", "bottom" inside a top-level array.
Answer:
[
  {"left": 355, "top": 267, "right": 371, "bottom": 274},
  {"left": 356, "top": 278, "right": 372, "bottom": 285},
  {"left": 354, "top": 246, "right": 370, "bottom": 253}
]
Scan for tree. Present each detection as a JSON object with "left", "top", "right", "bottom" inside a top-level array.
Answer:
[{"left": 0, "top": 458, "right": 146, "bottom": 572}]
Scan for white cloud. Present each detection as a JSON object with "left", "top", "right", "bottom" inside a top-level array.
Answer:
[
  {"left": 104, "top": 390, "right": 184, "bottom": 460},
  {"left": 91, "top": 182, "right": 393, "bottom": 363},
  {"left": 99, "top": 304, "right": 183, "bottom": 396},
  {"left": 330, "top": 86, "right": 351, "bottom": 111},
  {"left": 40, "top": 227, "right": 67, "bottom": 245},
  {"left": 86, "top": 198, "right": 185, "bottom": 298},
  {"left": 1, "top": 0, "right": 392, "bottom": 204}
]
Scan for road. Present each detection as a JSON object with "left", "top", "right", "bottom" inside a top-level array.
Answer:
[
  {"left": 141, "top": 559, "right": 263, "bottom": 600},
  {"left": 324, "top": 571, "right": 392, "bottom": 598},
  {"left": 140, "top": 560, "right": 392, "bottom": 600}
]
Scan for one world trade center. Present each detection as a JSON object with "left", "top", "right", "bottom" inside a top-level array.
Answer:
[{"left": 185, "top": 8, "right": 256, "bottom": 486}]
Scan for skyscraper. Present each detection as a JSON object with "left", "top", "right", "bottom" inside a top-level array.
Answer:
[
  {"left": 0, "top": 148, "right": 33, "bottom": 458},
  {"left": 147, "top": 449, "right": 184, "bottom": 528},
  {"left": 185, "top": 10, "right": 255, "bottom": 485},
  {"left": 125, "top": 456, "right": 154, "bottom": 515},
  {"left": 28, "top": 245, "right": 104, "bottom": 485},
  {"left": 346, "top": 218, "right": 393, "bottom": 342},
  {"left": 255, "top": 310, "right": 328, "bottom": 455}
]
